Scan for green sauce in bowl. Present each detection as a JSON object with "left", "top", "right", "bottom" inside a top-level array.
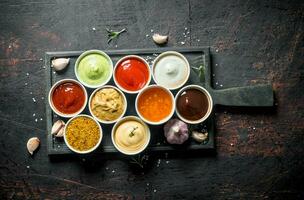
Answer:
[{"left": 75, "top": 50, "right": 113, "bottom": 88}]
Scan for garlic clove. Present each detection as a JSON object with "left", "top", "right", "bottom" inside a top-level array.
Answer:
[
  {"left": 51, "top": 120, "right": 65, "bottom": 137},
  {"left": 27, "top": 137, "right": 40, "bottom": 155},
  {"left": 56, "top": 126, "right": 65, "bottom": 137},
  {"left": 152, "top": 33, "right": 168, "bottom": 45},
  {"left": 192, "top": 131, "right": 208, "bottom": 143},
  {"left": 51, "top": 58, "right": 70, "bottom": 71}
]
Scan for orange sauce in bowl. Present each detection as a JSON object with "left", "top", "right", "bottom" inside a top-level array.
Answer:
[{"left": 137, "top": 87, "right": 173, "bottom": 122}]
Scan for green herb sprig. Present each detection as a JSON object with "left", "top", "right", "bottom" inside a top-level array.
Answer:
[
  {"left": 129, "top": 126, "right": 138, "bottom": 137},
  {"left": 106, "top": 28, "right": 126, "bottom": 44},
  {"left": 191, "top": 64, "right": 205, "bottom": 83},
  {"left": 130, "top": 154, "right": 148, "bottom": 169}
]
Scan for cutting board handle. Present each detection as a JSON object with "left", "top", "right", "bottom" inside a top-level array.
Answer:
[{"left": 210, "top": 84, "right": 274, "bottom": 107}]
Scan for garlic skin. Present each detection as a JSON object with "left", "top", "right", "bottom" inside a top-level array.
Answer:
[
  {"left": 27, "top": 137, "right": 40, "bottom": 155},
  {"left": 152, "top": 33, "right": 168, "bottom": 45},
  {"left": 192, "top": 131, "right": 208, "bottom": 143},
  {"left": 56, "top": 127, "right": 65, "bottom": 137},
  {"left": 51, "top": 58, "right": 70, "bottom": 71},
  {"left": 164, "top": 119, "right": 189, "bottom": 144},
  {"left": 51, "top": 120, "right": 65, "bottom": 137}
]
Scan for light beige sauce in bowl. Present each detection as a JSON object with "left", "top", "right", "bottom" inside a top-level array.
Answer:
[{"left": 112, "top": 117, "right": 150, "bottom": 155}]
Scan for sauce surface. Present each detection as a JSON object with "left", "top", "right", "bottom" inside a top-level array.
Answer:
[
  {"left": 114, "top": 120, "right": 147, "bottom": 153},
  {"left": 90, "top": 88, "right": 125, "bottom": 121},
  {"left": 115, "top": 57, "right": 150, "bottom": 91},
  {"left": 176, "top": 89, "right": 209, "bottom": 121},
  {"left": 138, "top": 87, "right": 173, "bottom": 122},
  {"left": 153, "top": 54, "right": 188, "bottom": 89},
  {"left": 66, "top": 116, "right": 100, "bottom": 151},
  {"left": 77, "top": 53, "right": 112, "bottom": 86},
  {"left": 52, "top": 82, "right": 85, "bottom": 114}
]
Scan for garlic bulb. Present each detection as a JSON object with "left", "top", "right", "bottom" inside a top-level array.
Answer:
[
  {"left": 27, "top": 137, "right": 40, "bottom": 155},
  {"left": 164, "top": 119, "right": 189, "bottom": 144},
  {"left": 51, "top": 120, "right": 65, "bottom": 137},
  {"left": 51, "top": 58, "right": 70, "bottom": 71},
  {"left": 192, "top": 131, "right": 208, "bottom": 143},
  {"left": 152, "top": 33, "right": 168, "bottom": 45}
]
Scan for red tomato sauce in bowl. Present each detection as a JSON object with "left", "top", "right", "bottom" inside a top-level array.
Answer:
[
  {"left": 114, "top": 56, "right": 150, "bottom": 92},
  {"left": 52, "top": 82, "right": 86, "bottom": 114}
]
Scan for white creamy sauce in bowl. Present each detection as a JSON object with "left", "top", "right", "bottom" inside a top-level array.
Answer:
[{"left": 153, "top": 52, "right": 190, "bottom": 90}]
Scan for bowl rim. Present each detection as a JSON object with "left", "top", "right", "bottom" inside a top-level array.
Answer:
[
  {"left": 151, "top": 51, "right": 190, "bottom": 90},
  {"left": 74, "top": 49, "right": 113, "bottom": 89},
  {"left": 135, "top": 84, "right": 175, "bottom": 125},
  {"left": 89, "top": 85, "right": 127, "bottom": 124},
  {"left": 64, "top": 114, "right": 103, "bottom": 154},
  {"left": 111, "top": 116, "right": 151, "bottom": 155},
  {"left": 175, "top": 84, "right": 213, "bottom": 124},
  {"left": 48, "top": 78, "right": 88, "bottom": 118},
  {"left": 113, "top": 55, "right": 151, "bottom": 94}
]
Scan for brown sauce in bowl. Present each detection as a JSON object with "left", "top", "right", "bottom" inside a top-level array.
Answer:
[{"left": 176, "top": 89, "right": 209, "bottom": 121}]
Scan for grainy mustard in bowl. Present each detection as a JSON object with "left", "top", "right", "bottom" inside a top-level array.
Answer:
[{"left": 64, "top": 114, "right": 102, "bottom": 154}]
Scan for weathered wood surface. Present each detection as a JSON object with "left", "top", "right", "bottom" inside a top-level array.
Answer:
[{"left": 0, "top": 0, "right": 303, "bottom": 199}]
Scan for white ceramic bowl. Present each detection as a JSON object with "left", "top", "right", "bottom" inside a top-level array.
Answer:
[
  {"left": 48, "top": 79, "right": 88, "bottom": 118},
  {"left": 64, "top": 114, "right": 103, "bottom": 154},
  {"left": 135, "top": 84, "right": 175, "bottom": 125},
  {"left": 113, "top": 55, "right": 151, "bottom": 94},
  {"left": 152, "top": 51, "right": 190, "bottom": 90},
  {"left": 175, "top": 85, "right": 213, "bottom": 124},
  {"left": 75, "top": 49, "right": 113, "bottom": 88},
  {"left": 89, "top": 85, "right": 127, "bottom": 124},
  {"left": 111, "top": 116, "right": 151, "bottom": 155}
]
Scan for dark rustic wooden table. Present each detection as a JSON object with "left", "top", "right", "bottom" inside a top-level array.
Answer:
[{"left": 0, "top": 0, "right": 303, "bottom": 199}]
